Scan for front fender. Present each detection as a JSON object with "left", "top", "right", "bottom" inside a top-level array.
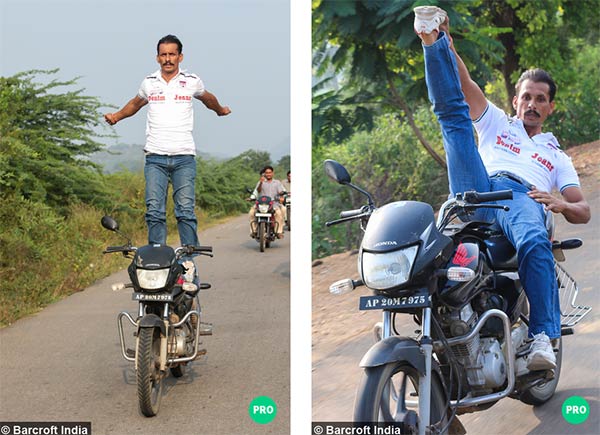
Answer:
[
  {"left": 138, "top": 313, "right": 166, "bottom": 336},
  {"left": 359, "top": 337, "right": 425, "bottom": 374}
]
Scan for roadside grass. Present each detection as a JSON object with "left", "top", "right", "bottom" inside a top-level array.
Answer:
[{"left": 0, "top": 198, "right": 241, "bottom": 328}]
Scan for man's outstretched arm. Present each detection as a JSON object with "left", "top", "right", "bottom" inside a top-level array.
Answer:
[
  {"left": 104, "top": 95, "right": 147, "bottom": 125},
  {"left": 196, "top": 91, "right": 231, "bottom": 116},
  {"left": 439, "top": 22, "right": 488, "bottom": 121}
]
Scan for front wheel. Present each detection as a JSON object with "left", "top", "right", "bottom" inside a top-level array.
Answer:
[
  {"left": 137, "top": 327, "right": 163, "bottom": 417},
  {"left": 354, "top": 363, "right": 448, "bottom": 433},
  {"left": 259, "top": 222, "right": 266, "bottom": 252}
]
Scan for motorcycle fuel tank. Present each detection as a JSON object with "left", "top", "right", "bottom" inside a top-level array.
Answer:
[{"left": 361, "top": 201, "right": 452, "bottom": 281}]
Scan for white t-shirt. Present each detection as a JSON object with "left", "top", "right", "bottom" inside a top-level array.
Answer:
[
  {"left": 138, "top": 69, "right": 205, "bottom": 155},
  {"left": 473, "top": 101, "right": 580, "bottom": 193}
]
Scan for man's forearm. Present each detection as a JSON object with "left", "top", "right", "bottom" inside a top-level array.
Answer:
[
  {"left": 448, "top": 43, "right": 488, "bottom": 120},
  {"left": 562, "top": 201, "right": 591, "bottom": 224},
  {"left": 198, "top": 91, "right": 229, "bottom": 115},
  {"left": 114, "top": 99, "right": 142, "bottom": 122}
]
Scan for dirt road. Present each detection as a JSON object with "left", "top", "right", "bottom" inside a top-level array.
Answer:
[
  {"left": 0, "top": 215, "right": 289, "bottom": 435},
  {"left": 312, "top": 147, "right": 599, "bottom": 434}
]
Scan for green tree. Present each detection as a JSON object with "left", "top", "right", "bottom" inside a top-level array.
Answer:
[
  {"left": 0, "top": 70, "right": 113, "bottom": 212},
  {"left": 313, "top": 112, "right": 448, "bottom": 258},
  {"left": 226, "top": 149, "right": 273, "bottom": 174},
  {"left": 312, "top": 0, "right": 600, "bottom": 151},
  {"left": 312, "top": 0, "right": 502, "bottom": 166}
]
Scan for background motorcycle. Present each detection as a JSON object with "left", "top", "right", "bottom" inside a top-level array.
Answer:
[
  {"left": 249, "top": 194, "right": 279, "bottom": 252},
  {"left": 323, "top": 160, "right": 591, "bottom": 434},
  {"left": 101, "top": 216, "right": 213, "bottom": 417}
]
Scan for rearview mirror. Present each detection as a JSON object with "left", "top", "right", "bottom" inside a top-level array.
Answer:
[
  {"left": 101, "top": 216, "right": 119, "bottom": 232},
  {"left": 324, "top": 159, "right": 351, "bottom": 185}
]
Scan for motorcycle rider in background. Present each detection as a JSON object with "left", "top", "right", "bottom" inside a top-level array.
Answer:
[
  {"left": 414, "top": 7, "right": 590, "bottom": 370},
  {"left": 248, "top": 165, "right": 286, "bottom": 239}
]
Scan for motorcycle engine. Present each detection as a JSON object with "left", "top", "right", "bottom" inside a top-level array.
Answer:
[
  {"left": 442, "top": 303, "right": 507, "bottom": 392},
  {"left": 168, "top": 327, "right": 189, "bottom": 357}
]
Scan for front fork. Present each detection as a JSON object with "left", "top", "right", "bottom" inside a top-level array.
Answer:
[
  {"left": 418, "top": 307, "right": 433, "bottom": 435},
  {"left": 379, "top": 305, "right": 433, "bottom": 435}
]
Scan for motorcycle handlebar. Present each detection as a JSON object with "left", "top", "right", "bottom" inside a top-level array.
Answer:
[
  {"left": 103, "top": 245, "right": 134, "bottom": 254},
  {"left": 180, "top": 245, "right": 214, "bottom": 257},
  {"left": 464, "top": 189, "right": 513, "bottom": 204},
  {"left": 339, "top": 208, "right": 364, "bottom": 219}
]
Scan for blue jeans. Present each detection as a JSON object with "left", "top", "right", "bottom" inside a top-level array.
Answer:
[
  {"left": 423, "top": 34, "right": 560, "bottom": 339},
  {"left": 144, "top": 154, "right": 200, "bottom": 247}
]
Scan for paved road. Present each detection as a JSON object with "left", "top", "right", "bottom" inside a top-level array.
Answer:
[
  {"left": 0, "top": 215, "right": 290, "bottom": 435},
  {"left": 312, "top": 187, "right": 599, "bottom": 434}
]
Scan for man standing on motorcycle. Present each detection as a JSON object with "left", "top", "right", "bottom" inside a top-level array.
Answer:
[
  {"left": 414, "top": 7, "right": 590, "bottom": 370},
  {"left": 104, "top": 34, "right": 231, "bottom": 248},
  {"left": 248, "top": 165, "right": 286, "bottom": 239}
]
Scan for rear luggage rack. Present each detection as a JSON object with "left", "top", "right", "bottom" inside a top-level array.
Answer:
[{"left": 557, "top": 261, "right": 591, "bottom": 327}]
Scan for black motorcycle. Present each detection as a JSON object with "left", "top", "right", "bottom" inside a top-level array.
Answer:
[
  {"left": 250, "top": 194, "right": 279, "bottom": 252},
  {"left": 101, "top": 216, "right": 213, "bottom": 417},
  {"left": 323, "top": 160, "right": 591, "bottom": 434}
]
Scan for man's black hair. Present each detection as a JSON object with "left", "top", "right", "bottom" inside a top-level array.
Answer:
[
  {"left": 157, "top": 35, "right": 183, "bottom": 54},
  {"left": 515, "top": 68, "right": 557, "bottom": 102},
  {"left": 262, "top": 165, "right": 274, "bottom": 173},
  {"left": 287, "top": 170, "right": 290, "bottom": 176}
]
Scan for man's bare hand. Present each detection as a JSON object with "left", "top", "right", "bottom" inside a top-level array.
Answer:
[
  {"left": 217, "top": 106, "right": 231, "bottom": 116},
  {"left": 104, "top": 113, "right": 118, "bottom": 125},
  {"left": 527, "top": 187, "right": 566, "bottom": 214}
]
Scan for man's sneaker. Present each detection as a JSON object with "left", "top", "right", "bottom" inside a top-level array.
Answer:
[
  {"left": 526, "top": 332, "right": 557, "bottom": 371},
  {"left": 413, "top": 6, "right": 448, "bottom": 34}
]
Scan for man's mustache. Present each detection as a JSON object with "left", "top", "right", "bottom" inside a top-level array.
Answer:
[{"left": 525, "top": 109, "right": 540, "bottom": 118}]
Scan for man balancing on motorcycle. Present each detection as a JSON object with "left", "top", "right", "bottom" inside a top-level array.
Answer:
[
  {"left": 414, "top": 6, "right": 590, "bottom": 371},
  {"left": 104, "top": 34, "right": 231, "bottom": 253},
  {"left": 248, "top": 165, "right": 286, "bottom": 239}
]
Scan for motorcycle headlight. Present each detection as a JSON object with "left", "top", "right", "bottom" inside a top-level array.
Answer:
[
  {"left": 136, "top": 268, "right": 170, "bottom": 290},
  {"left": 258, "top": 204, "right": 270, "bottom": 214},
  {"left": 361, "top": 245, "right": 418, "bottom": 290}
]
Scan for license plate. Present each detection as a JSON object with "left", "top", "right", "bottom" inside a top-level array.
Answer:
[
  {"left": 255, "top": 213, "right": 272, "bottom": 218},
  {"left": 132, "top": 292, "right": 173, "bottom": 302},
  {"left": 359, "top": 294, "right": 428, "bottom": 311}
]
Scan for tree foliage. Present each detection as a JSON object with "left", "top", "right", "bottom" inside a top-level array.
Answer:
[
  {"left": 0, "top": 70, "right": 114, "bottom": 212},
  {"left": 312, "top": 0, "right": 600, "bottom": 149},
  {"left": 313, "top": 112, "right": 448, "bottom": 258}
]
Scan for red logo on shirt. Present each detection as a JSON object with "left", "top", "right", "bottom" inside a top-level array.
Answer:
[
  {"left": 148, "top": 95, "right": 165, "bottom": 102},
  {"left": 531, "top": 153, "right": 555, "bottom": 171},
  {"left": 174, "top": 94, "right": 192, "bottom": 101},
  {"left": 496, "top": 136, "right": 521, "bottom": 154}
]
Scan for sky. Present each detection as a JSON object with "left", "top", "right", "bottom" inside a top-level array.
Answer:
[{"left": 0, "top": 0, "right": 290, "bottom": 160}]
